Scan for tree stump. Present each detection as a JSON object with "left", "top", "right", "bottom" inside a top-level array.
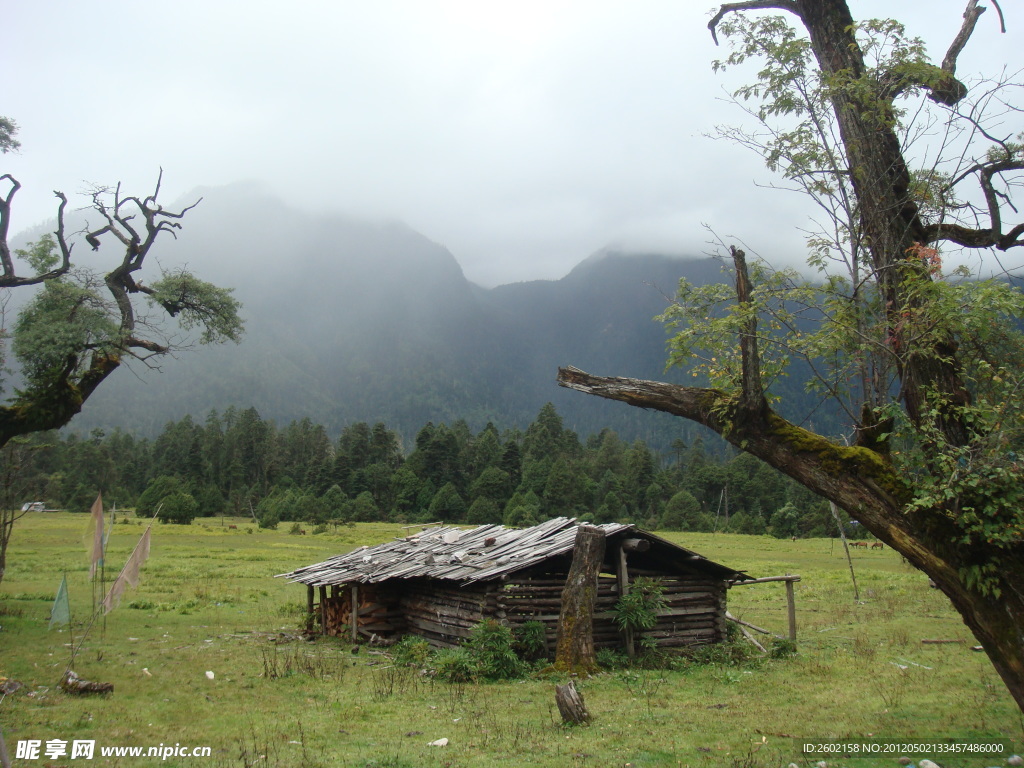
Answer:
[
  {"left": 553, "top": 524, "right": 606, "bottom": 676},
  {"left": 554, "top": 680, "right": 590, "bottom": 725}
]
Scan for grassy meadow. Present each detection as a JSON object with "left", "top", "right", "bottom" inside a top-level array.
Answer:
[{"left": 1, "top": 513, "right": 1021, "bottom": 767}]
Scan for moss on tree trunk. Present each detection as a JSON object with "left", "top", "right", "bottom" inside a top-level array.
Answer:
[{"left": 552, "top": 524, "right": 606, "bottom": 676}]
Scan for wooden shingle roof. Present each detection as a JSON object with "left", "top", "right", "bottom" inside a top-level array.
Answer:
[{"left": 277, "top": 517, "right": 747, "bottom": 587}]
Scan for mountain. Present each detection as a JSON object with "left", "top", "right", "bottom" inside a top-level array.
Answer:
[{"left": 42, "top": 184, "right": 751, "bottom": 448}]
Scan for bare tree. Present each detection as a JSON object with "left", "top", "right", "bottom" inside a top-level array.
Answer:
[{"left": 0, "top": 168, "right": 243, "bottom": 449}]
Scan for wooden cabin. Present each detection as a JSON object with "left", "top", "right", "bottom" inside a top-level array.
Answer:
[{"left": 277, "top": 517, "right": 749, "bottom": 655}]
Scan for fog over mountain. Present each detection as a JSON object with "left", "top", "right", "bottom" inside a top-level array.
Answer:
[{"left": 29, "top": 182, "right": 736, "bottom": 448}]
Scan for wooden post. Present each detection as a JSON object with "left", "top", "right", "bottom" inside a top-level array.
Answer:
[
  {"left": 553, "top": 525, "right": 606, "bottom": 676},
  {"left": 350, "top": 583, "right": 359, "bottom": 642},
  {"left": 785, "top": 576, "right": 797, "bottom": 642},
  {"left": 318, "top": 585, "right": 327, "bottom": 637},
  {"left": 306, "top": 585, "right": 315, "bottom": 633},
  {"left": 616, "top": 543, "right": 635, "bottom": 659}
]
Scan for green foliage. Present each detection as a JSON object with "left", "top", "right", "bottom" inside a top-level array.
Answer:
[
  {"left": 0, "top": 115, "right": 19, "bottom": 153},
  {"left": 158, "top": 490, "right": 198, "bottom": 525},
  {"left": 147, "top": 269, "right": 243, "bottom": 345},
  {"left": 391, "top": 635, "right": 432, "bottom": 668},
  {"left": 40, "top": 402, "right": 837, "bottom": 539},
  {"left": 595, "top": 647, "right": 630, "bottom": 670},
  {"left": 427, "top": 481, "right": 466, "bottom": 522},
  {"left": 431, "top": 646, "right": 477, "bottom": 684},
  {"left": 467, "top": 619, "right": 524, "bottom": 680},
  {"left": 612, "top": 577, "right": 666, "bottom": 633},
  {"left": 137, "top": 475, "right": 188, "bottom": 518},
  {"left": 513, "top": 620, "right": 548, "bottom": 662},
  {"left": 12, "top": 274, "right": 119, "bottom": 388},
  {"left": 768, "top": 637, "right": 797, "bottom": 659},
  {"left": 15, "top": 235, "right": 61, "bottom": 274}
]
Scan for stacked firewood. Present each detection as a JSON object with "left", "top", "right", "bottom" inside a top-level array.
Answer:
[{"left": 321, "top": 585, "right": 404, "bottom": 638}]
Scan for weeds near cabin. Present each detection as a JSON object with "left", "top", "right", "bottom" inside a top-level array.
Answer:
[
  {"left": 514, "top": 619, "right": 548, "bottom": 661},
  {"left": 234, "top": 718, "right": 283, "bottom": 768},
  {"left": 259, "top": 641, "right": 344, "bottom": 681},
  {"left": 619, "top": 667, "right": 667, "bottom": 718},
  {"left": 870, "top": 664, "right": 908, "bottom": 711},
  {"left": 369, "top": 663, "right": 417, "bottom": 701}
]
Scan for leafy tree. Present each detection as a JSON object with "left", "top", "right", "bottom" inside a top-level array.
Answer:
[
  {"left": 469, "top": 465, "right": 512, "bottom": 506},
  {"left": 660, "top": 489, "right": 705, "bottom": 532},
  {"left": 0, "top": 166, "right": 243, "bottom": 448},
  {"left": 558, "top": 1, "right": 1024, "bottom": 711},
  {"left": 768, "top": 503, "right": 803, "bottom": 539},
  {"left": 348, "top": 490, "right": 381, "bottom": 523},
  {"left": 0, "top": 116, "right": 20, "bottom": 154},
  {"left": 466, "top": 496, "right": 502, "bottom": 525},
  {"left": 542, "top": 456, "right": 588, "bottom": 514},
  {"left": 428, "top": 481, "right": 467, "bottom": 522},
  {"left": 137, "top": 475, "right": 189, "bottom": 519},
  {"left": 321, "top": 484, "right": 349, "bottom": 524},
  {"left": 158, "top": 490, "right": 198, "bottom": 525},
  {"left": 503, "top": 490, "right": 542, "bottom": 527}
]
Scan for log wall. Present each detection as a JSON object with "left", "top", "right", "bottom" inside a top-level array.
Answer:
[
  {"left": 397, "top": 580, "right": 499, "bottom": 649},
  {"left": 498, "top": 571, "right": 727, "bottom": 652},
  {"left": 313, "top": 570, "right": 726, "bottom": 652}
]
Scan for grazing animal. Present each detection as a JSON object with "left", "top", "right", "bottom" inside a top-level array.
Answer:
[
  {"left": 851, "top": 541, "right": 868, "bottom": 548},
  {"left": 871, "top": 541, "right": 884, "bottom": 550},
  {"left": 228, "top": 524, "right": 238, "bottom": 530}
]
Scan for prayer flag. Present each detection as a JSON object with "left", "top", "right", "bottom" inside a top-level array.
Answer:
[
  {"left": 49, "top": 575, "right": 70, "bottom": 629},
  {"left": 89, "top": 494, "right": 104, "bottom": 579},
  {"left": 101, "top": 527, "right": 151, "bottom": 615}
]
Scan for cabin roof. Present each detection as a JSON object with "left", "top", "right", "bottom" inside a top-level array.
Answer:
[{"left": 277, "top": 517, "right": 749, "bottom": 587}]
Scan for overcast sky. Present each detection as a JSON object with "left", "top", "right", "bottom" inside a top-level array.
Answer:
[{"left": 4, "top": 1, "right": 1020, "bottom": 286}]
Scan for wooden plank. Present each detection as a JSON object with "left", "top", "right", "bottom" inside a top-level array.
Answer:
[
  {"left": 351, "top": 583, "right": 359, "bottom": 642},
  {"left": 732, "top": 575, "right": 801, "bottom": 585},
  {"left": 785, "top": 577, "right": 797, "bottom": 642},
  {"left": 318, "top": 585, "right": 328, "bottom": 637}
]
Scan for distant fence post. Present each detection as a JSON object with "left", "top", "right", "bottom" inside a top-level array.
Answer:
[
  {"left": 730, "top": 574, "right": 801, "bottom": 644},
  {"left": 785, "top": 576, "right": 797, "bottom": 642}
]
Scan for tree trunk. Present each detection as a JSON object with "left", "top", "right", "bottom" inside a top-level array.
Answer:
[
  {"left": 553, "top": 524, "right": 606, "bottom": 676},
  {"left": 797, "top": 0, "right": 973, "bottom": 447},
  {"left": 557, "top": 365, "right": 1024, "bottom": 713}
]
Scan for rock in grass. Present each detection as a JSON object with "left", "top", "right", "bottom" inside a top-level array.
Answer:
[
  {"left": 918, "top": 760, "right": 940, "bottom": 768},
  {"left": 1007, "top": 756, "right": 1023, "bottom": 767}
]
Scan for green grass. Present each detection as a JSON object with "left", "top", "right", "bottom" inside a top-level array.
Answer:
[{"left": 1, "top": 514, "right": 1021, "bottom": 767}]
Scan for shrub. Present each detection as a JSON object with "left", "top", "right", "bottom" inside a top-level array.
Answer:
[
  {"left": 595, "top": 647, "right": 629, "bottom": 669},
  {"left": 392, "top": 636, "right": 432, "bottom": 668},
  {"left": 514, "top": 620, "right": 549, "bottom": 662},
  {"left": 612, "top": 577, "right": 666, "bottom": 633},
  {"left": 257, "top": 508, "right": 279, "bottom": 530},
  {"left": 158, "top": 491, "right": 198, "bottom": 525},
  {"left": 432, "top": 647, "right": 476, "bottom": 684},
  {"left": 468, "top": 619, "right": 523, "bottom": 680}
]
